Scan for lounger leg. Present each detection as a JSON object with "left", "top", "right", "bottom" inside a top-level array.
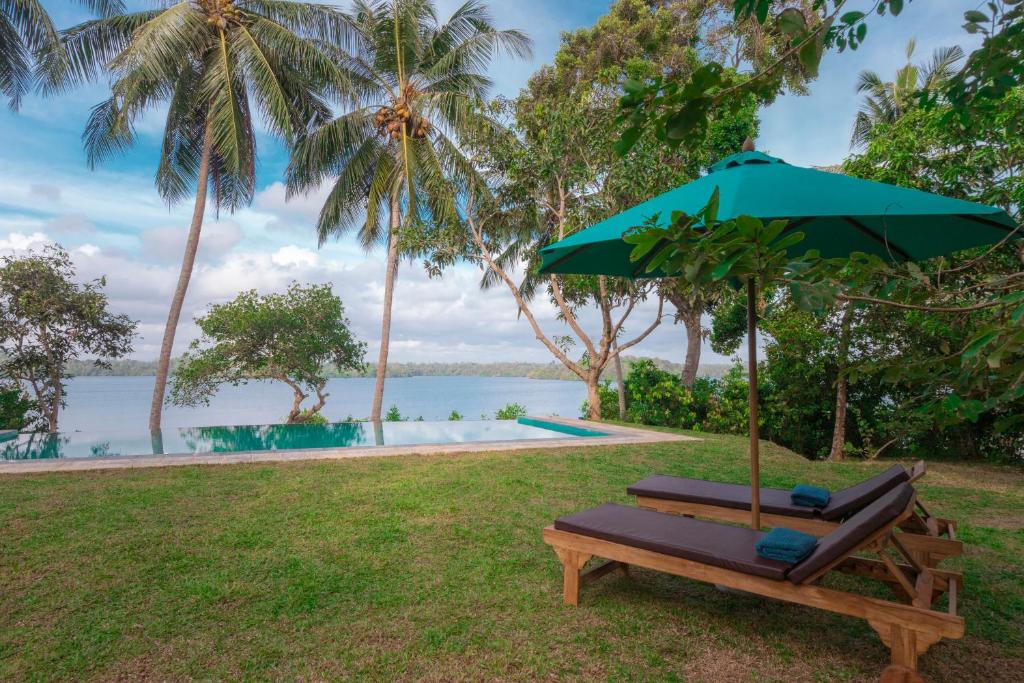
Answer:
[
  {"left": 890, "top": 625, "right": 918, "bottom": 671},
  {"left": 554, "top": 549, "right": 592, "bottom": 606}
]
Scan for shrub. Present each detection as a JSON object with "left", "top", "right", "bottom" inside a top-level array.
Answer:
[
  {"left": 448, "top": 410, "right": 463, "bottom": 421},
  {"left": 622, "top": 359, "right": 697, "bottom": 428},
  {"left": 291, "top": 411, "right": 328, "bottom": 426},
  {"left": 384, "top": 405, "right": 403, "bottom": 422},
  {"left": 0, "top": 383, "right": 36, "bottom": 431},
  {"left": 689, "top": 376, "right": 718, "bottom": 428},
  {"left": 704, "top": 362, "right": 755, "bottom": 435},
  {"left": 495, "top": 403, "right": 527, "bottom": 420}
]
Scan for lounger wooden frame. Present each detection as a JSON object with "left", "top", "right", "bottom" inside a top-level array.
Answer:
[
  {"left": 634, "top": 462, "right": 961, "bottom": 567},
  {"left": 543, "top": 493, "right": 963, "bottom": 678}
]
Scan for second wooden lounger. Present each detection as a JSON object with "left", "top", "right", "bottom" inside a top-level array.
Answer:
[
  {"left": 628, "top": 462, "right": 960, "bottom": 567},
  {"left": 544, "top": 484, "right": 962, "bottom": 680}
]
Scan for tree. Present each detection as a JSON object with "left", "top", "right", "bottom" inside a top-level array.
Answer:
[
  {"left": 440, "top": 0, "right": 781, "bottom": 418},
  {"left": 0, "top": 245, "right": 137, "bottom": 432},
  {"left": 850, "top": 39, "right": 963, "bottom": 148},
  {"left": 286, "top": 0, "right": 530, "bottom": 422},
  {"left": 53, "top": 0, "right": 354, "bottom": 432},
  {"left": 170, "top": 283, "right": 366, "bottom": 424},
  {"left": 0, "top": 0, "right": 124, "bottom": 109},
  {"left": 455, "top": 106, "right": 665, "bottom": 419}
]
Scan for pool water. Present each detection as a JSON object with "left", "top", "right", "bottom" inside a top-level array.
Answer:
[{"left": 0, "top": 418, "right": 608, "bottom": 460}]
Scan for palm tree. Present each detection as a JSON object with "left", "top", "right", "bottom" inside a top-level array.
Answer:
[
  {"left": 0, "top": 0, "right": 124, "bottom": 109},
  {"left": 850, "top": 39, "right": 964, "bottom": 148},
  {"left": 50, "top": 0, "right": 356, "bottom": 431},
  {"left": 286, "top": 0, "right": 530, "bottom": 421}
]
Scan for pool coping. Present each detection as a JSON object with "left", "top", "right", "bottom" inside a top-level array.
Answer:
[{"left": 0, "top": 417, "right": 698, "bottom": 474}]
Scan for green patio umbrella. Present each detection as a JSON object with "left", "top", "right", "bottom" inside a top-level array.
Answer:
[{"left": 539, "top": 141, "right": 1017, "bottom": 529}]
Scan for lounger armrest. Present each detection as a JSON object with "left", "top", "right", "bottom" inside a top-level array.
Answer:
[{"left": 907, "top": 460, "right": 926, "bottom": 483}]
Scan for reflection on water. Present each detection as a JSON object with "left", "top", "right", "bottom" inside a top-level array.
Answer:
[
  {"left": 0, "top": 419, "right": 603, "bottom": 460},
  {"left": 181, "top": 422, "right": 370, "bottom": 453}
]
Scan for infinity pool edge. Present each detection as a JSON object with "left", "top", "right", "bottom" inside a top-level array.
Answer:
[{"left": 0, "top": 417, "right": 698, "bottom": 474}]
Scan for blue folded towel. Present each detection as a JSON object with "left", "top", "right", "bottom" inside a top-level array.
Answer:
[
  {"left": 755, "top": 527, "right": 818, "bottom": 564},
  {"left": 791, "top": 483, "right": 830, "bottom": 508}
]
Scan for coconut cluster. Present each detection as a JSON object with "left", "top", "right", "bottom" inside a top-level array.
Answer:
[
  {"left": 201, "top": 0, "right": 245, "bottom": 30},
  {"left": 374, "top": 85, "right": 431, "bottom": 140}
]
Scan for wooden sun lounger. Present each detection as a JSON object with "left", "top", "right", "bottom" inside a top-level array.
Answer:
[
  {"left": 544, "top": 484, "right": 962, "bottom": 680},
  {"left": 628, "top": 461, "right": 960, "bottom": 567}
]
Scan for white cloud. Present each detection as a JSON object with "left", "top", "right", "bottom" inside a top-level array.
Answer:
[
  {"left": 271, "top": 245, "right": 319, "bottom": 268},
  {"left": 0, "top": 231, "right": 50, "bottom": 252}
]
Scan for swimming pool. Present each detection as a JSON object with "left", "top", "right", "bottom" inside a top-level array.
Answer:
[{"left": 0, "top": 418, "right": 609, "bottom": 460}]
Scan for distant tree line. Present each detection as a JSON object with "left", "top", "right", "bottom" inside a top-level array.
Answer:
[{"left": 63, "top": 357, "right": 731, "bottom": 382}]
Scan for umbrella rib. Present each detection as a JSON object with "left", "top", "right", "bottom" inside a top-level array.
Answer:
[
  {"left": 539, "top": 242, "right": 599, "bottom": 274},
  {"left": 956, "top": 214, "right": 1019, "bottom": 234},
  {"left": 841, "top": 216, "right": 912, "bottom": 262}
]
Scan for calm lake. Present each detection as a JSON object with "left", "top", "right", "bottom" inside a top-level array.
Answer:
[{"left": 57, "top": 376, "right": 588, "bottom": 432}]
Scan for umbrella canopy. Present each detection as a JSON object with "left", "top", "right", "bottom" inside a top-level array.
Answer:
[
  {"left": 539, "top": 150, "right": 1017, "bottom": 276},
  {"left": 539, "top": 145, "right": 1017, "bottom": 530}
]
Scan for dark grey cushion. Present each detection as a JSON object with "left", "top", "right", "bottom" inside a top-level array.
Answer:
[
  {"left": 787, "top": 483, "right": 914, "bottom": 584},
  {"left": 553, "top": 503, "right": 790, "bottom": 580},
  {"left": 819, "top": 464, "right": 909, "bottom": 520},
  {"left": 627, "top": 464, "right": 910, "bottom": 522},
  {"left": 627, "top": 475, "right": 818, "bottom": 518}
]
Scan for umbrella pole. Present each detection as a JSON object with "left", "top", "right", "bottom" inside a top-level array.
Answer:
[{"left": 747, "top": 277, "right": 761, "bottom": 530}]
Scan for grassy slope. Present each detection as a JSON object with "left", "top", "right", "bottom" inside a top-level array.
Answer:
[{"left": 1, "top": 430, "right": 1021, "bottom": 682}]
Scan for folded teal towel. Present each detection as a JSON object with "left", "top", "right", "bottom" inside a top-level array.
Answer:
[
  {"left": 755, "top": 527, "right": 818, "bottom": 564},
  {"left": 791, "top": 483, "right": 830, "bottom": 508}
]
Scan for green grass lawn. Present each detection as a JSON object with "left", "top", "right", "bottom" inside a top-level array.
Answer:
[{"left": 1, "top": 429, "right": 1021, "bottom": 681}]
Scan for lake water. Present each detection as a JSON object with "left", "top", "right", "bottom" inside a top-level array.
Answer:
[{"left": 55, "top": 376, "right": 588, "bottom": 432}]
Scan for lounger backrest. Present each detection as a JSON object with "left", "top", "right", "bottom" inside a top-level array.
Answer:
[
  {"left": 787, "top": 483, "right": 914, "bottom": 584},
  {"left": 821, "top": 464, "right": 910, "bottom": 521}
]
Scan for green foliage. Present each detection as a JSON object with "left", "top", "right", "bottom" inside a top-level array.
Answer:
[
  {"left": 619, "top": 1, "right": 1023, "bottom": 156},
  {"left": 704, "top": 363, "right": 758, "bottom": 435},
  {"left": 494, "top": 403, "right": 528, "bottom": 420},
  {"left": 384, "top": 405, "right": 403, "bottom": 422},
  {"left": 0, "top": 245, "right": 136, "bottom": 431},
  {"left": 0, "top": 382, "right": 36, "bottom": 431},
  {"left": 447, "top": 410, "right": 462, "bottom": 421},
  {"left": 170, "top": 282, "right": 365, "bottom": 425},
  {"left": 294, "top": 412, "right": 329, "bottom": 426},
  {"left": 621, "top": 359, "right": 697, "bottom": 428}
]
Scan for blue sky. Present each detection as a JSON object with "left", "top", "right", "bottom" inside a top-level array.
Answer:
[{"left": 0, "top": 0, "right": 981, "bottom": 364}]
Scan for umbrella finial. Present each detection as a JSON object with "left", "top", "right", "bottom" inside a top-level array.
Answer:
[{"left": 742, "top": 137, "right": 755, "bottom": 152}]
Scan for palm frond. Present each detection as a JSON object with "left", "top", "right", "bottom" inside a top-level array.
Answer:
[
  {"left": 156, "top": 62, "right": 206, "bottom": 205},
  {"left": 920, "top": 45, "right": 964, "bottom": 90},
  {"left": 0, "top": 12, "right": 31, "bottom": 109},
  {"left": 36, "top": 9, "right": 162, "bottom": 94}
]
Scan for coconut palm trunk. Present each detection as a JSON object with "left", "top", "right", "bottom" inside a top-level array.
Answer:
[
  {"left": 370, "top": 194, "right": 402, "bottom": 422},
  {"left": 149, "top": 125, "right": 213, "bottom": 432}
]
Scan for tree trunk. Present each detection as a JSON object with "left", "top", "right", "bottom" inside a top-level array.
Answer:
[
  {"left": 46, "top": 397, "right": 58, "bottom": 433},
  {"left": 828, "top": 303, "right": 854, "bottom": 461},
  {"left": 149, "top": 124, "right": 214, "bottom": 432},
  {"left": 586, "top": 371, "right": 602, "bottom": 420},
  {"left": 681, "top": 310, "right": 702, "bottom": 389},
  {"left": 612, "top": 339, "right": 626, "bottom": 420},
  {"left": 370, "top": 195, "right": 401, "bottom": 422}
]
